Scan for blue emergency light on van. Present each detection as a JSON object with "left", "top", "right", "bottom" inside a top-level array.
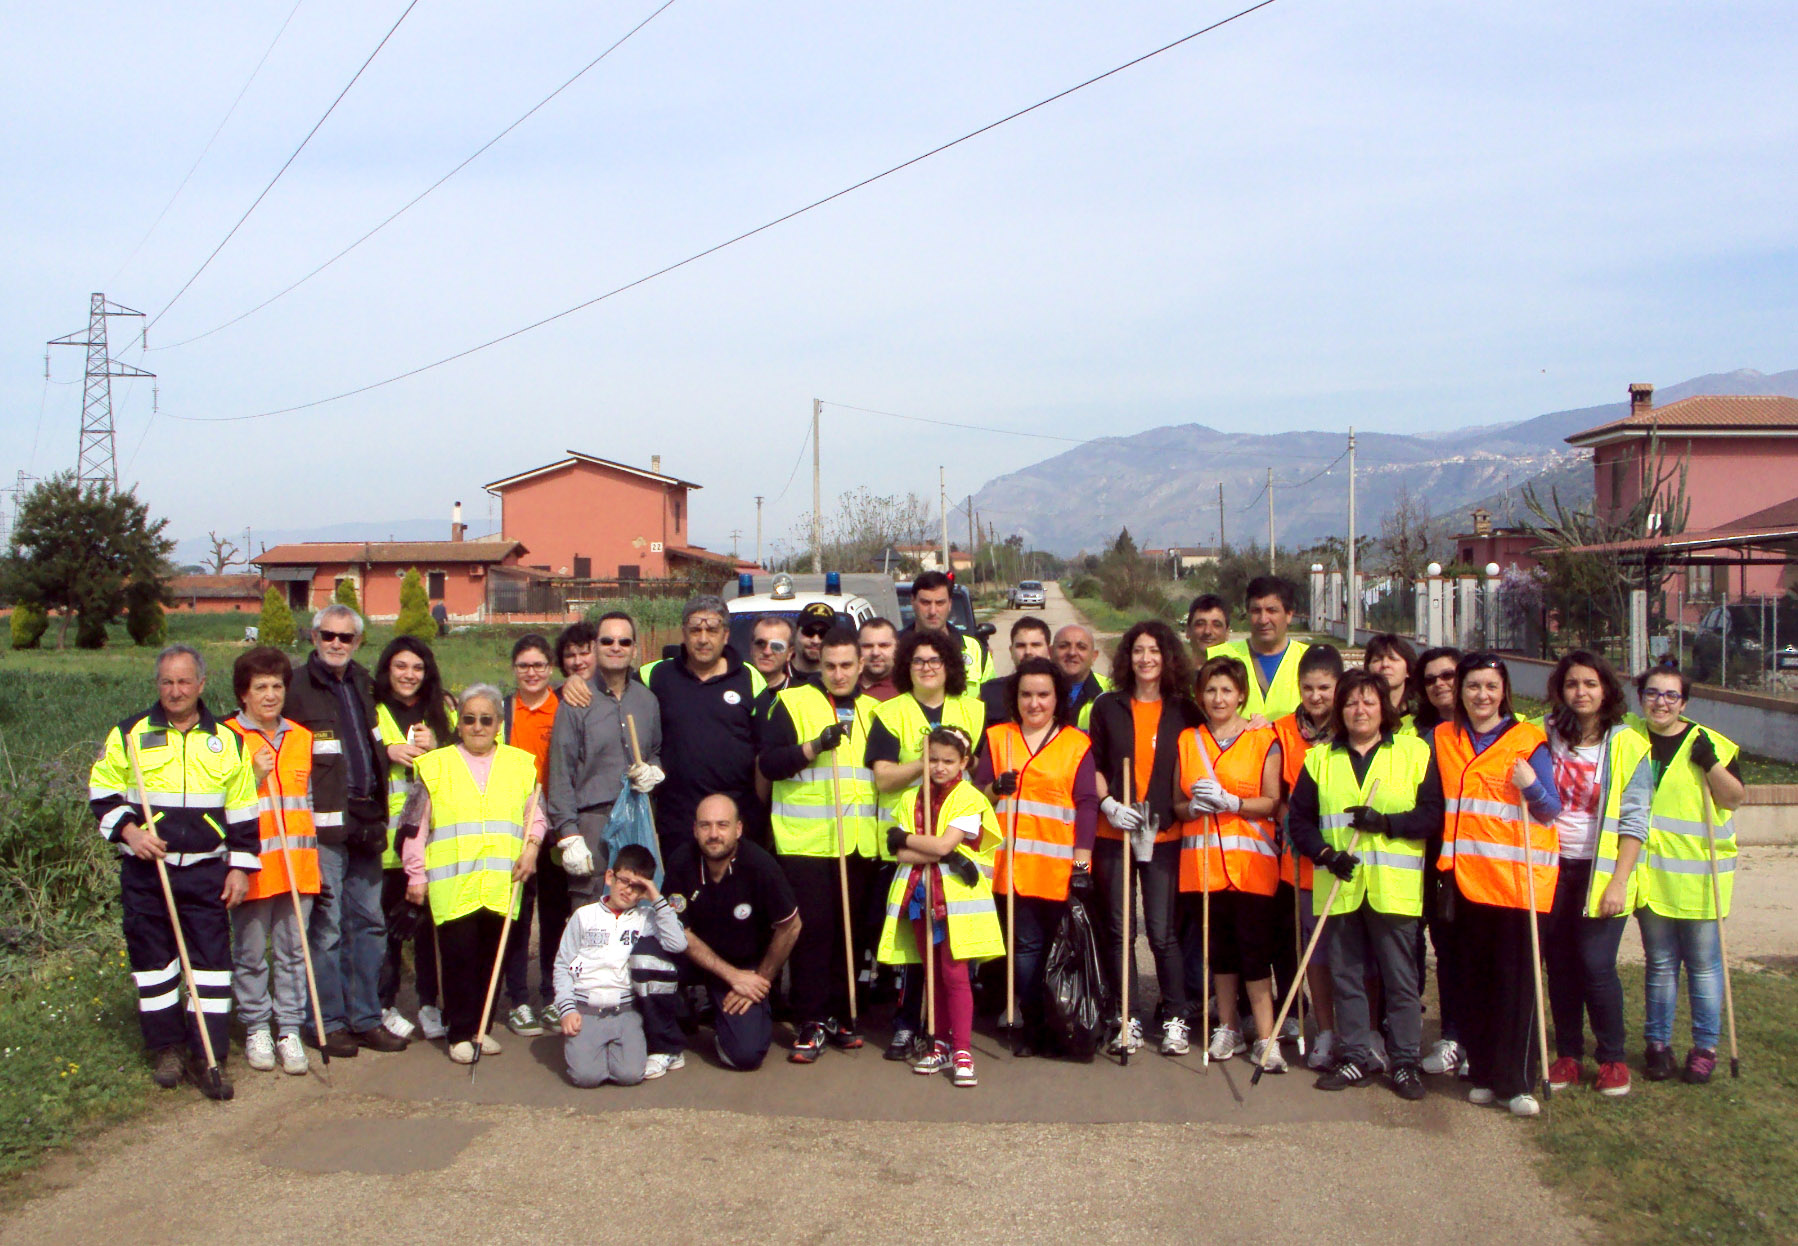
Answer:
[
  {"left": 825, "top": 572, "right": 841, "bottom": 595},
  {"left": 737, "top": 572, "right": 755, "bottom": 597}
]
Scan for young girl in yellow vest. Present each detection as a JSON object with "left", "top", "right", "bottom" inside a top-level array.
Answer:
[
  {"left": 878, "top": 725, "right": 1003, "bottom": 1087},
  {"left": 1631, "top": 659, "right": 1746, "bottom": 1085}
]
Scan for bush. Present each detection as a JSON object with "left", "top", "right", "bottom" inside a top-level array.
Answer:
[
  {"left": 257, "top": 587, "right": 296, "bottom": 648},
  {"left": 393, "top": 568, "right": 436, "bottom": 640},
  {"left": 9, "top": 602, "right": 47, "bottom": 650},
  {"left": 0, "top": 748, "right": 117, "bottom": 972},
  {"left": 333, "top": 576, "right": 364, "bottom": 621},
  {"left": 125, "top": 592, "right": 165, "bottom": 647},
  {"left": 1068, "top": 575, "right": 1102, "bottom": 600},
  {"left": 75, "top": 612, "right": 109, "bottom": 649}
]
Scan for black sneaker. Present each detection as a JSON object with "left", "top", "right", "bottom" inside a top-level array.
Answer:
[
  {"left": 884, "top": 1028, "right": 918, "bottom": 1061},
  {"left": 1315, "top": 1058, "right": 1376, "bottom": 1091},
  {"left": 1644, "top": 1043, "right": 1676, "bottom": 1082},
  {"left": 151, "top": 1045, "right": 185, "bottom": 1089},
  {"left": 1390, "top": 1063, "right": 1427, "bottom": 1101},
  {"left": 788, "top": 1022, "right": 828, "bottom": 1064},
  {"left": 824, "top": 1017, "right": 864, "bottom": 1050}
]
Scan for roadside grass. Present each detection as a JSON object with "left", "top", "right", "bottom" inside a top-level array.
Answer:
[{"left": 1532, "top": 963, "right": 1798, "bottom": 1245}]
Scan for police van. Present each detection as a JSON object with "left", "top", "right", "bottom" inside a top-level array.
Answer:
[{"left": 726, "top": 572, "right": 886, "bottom": 657}]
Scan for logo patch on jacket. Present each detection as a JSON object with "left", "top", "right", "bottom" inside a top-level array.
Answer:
[
  {"left": 723, "top": 690, "right": 741, "bottom": 706},
  {"left": 207, "top": 736, "right": 224, "bottom": 753},
  {"left": 733, "top": 903, "right": 752, "bottom": 920}
]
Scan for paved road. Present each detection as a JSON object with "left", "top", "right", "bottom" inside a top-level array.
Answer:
[{"left": 987, "top": 581, "right": 1103, "bottom": 679}]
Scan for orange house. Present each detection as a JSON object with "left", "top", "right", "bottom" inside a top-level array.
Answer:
[
  {"left": 167, "top": 574, "right": 265, "bottom": 613},
  {"left": 483, "top": 451, "right": 734, "bottom": 583},
  {"left": 253, "top": 539, "right": 525, "bottom": 622}
]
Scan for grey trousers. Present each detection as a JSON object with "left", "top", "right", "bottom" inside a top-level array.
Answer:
[
  {"left": 232, "top": 894, "right": 314, "bottom": 1036},
  {"left": 565, "top": 807, "right": 615, "bottom": 906},
  {"left": 564, "top": 1002, "right": 647, "bottom": 1087},
  {"left": 1326, "top": 903, "right": 1421, "bottom": 1067}
]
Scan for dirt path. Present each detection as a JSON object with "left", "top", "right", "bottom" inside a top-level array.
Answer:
[{"left": 988, "top": 581, "right": 1105, "bottom": 677}]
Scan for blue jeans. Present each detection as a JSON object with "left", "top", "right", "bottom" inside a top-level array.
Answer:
[
  {"left": 309, "top": 843, "right": 386, "bottom": 1035},
  {"left": 1636, "top": 908, "right": 1722, "bottom": 1052}
]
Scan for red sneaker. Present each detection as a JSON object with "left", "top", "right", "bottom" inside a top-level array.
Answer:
[
  {"left": 1595, "top": 1062, "right": 1631, "bottom": 1097},
  {"left": 1546, "top": 1056, "right": 1582, "bottom": 1091}
]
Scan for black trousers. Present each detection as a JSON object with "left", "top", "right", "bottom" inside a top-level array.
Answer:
[
  {"left": 436, "top": 909, "right": 506, "bottom": 1044},
  {"left": 779, "top": 853, "right": 868, "bottom": 1027},
  {"left": 1092, "top": 837, "right": 1187, "bottom": 1019},
  {"left": 1426, "top": 868, "right": 1465, "bottom": 1044},
  {"left": 1540, "top": 859, "right": 1627, "bottom": 1063},
  {"left": 378, "top": 869, "right": 438, "bottom": 1010},
  {"left": 1458, "top": 895, "right": 1542, "bottom": 1099},
  {"left": 122, "top": 857, "right": 232, "bottom": 1058}
]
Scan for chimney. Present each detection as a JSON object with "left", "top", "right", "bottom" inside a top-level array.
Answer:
[
  {"left": 451, "top": 500, "right": 465, "bottom": 543},
  {"left": 650, "top": 454, "right": 662, "bottom": 477},
  {"left": 1471, "top": 507, "right": 1492, "bottom": 537},
  {"left": 1629, "top": 383, "right": 1654, "bottom": 417}
]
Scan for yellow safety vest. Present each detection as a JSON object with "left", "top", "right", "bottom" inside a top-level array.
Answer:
[
  {"left": 875, "top": 780, "right": 1004, "bottom": 964},
  {"left": 415, "top": 744, "right": 538, "bottom": 923},
  {"left": 1213, "top": 639, "right": 1310, "bottom": 721},
  {"left": 374, "top": 700, "right": 458, "bottom": 869},
  {"left": 769, "top": 684, "right": 880, "bottom": 858},
  {"left": 1633, "top": 719, "right": 1739, "bottom": 920},
  {"left": 1535, "top": 719, "right": 1653, "bottom": 918},
  {"left": 1305, "top": 734, "right": 1432, "bottom": 917},
  {"left": 870, "top": 692, "right": 987, "bottom": 857}
]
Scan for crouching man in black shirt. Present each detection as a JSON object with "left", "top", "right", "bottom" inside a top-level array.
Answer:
[{"left": 662, "top": 794, "right": 802, "bottom": 1070}]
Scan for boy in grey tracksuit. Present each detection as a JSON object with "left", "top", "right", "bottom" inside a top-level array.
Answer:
[{"left": 552, "top": 844, "right": 687, "bottom": 1087}]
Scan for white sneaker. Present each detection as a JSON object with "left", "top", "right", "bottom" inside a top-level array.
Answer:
[
  {"left": 1280, "top": 1015, "right": 1301, "bottom": 1042},
  {"left": 1421, "top": 1038, "right": 1462, "bottom": 1075},
  {"left": 1159, "top": 1016, "right": 1191, "bottom": 1056},
  {"left": 1208, "top": 1025, "right": 1247, "bottom": 1061},
  {"left": 1250, "top": 1037, "right": 1288, "bottom": 1073},
  {"left": 1507, "top": 1094, "right": 1541, "bottom": 1117},
  {"left": 1306, "top": 1029, "right": 1337, "bottom": 1070},
  {"left": 448, "top": 1041, "right": 476, "bottom": 1065},
  {"left": 276, "top": 1033, "right": 309, "bottom": 1075},
  {"left": 416, "top": 1005, "right": 447, "bottom": 1040},
  {"left": 1108, "top": 1018, "right": 1144, "bottom": 1054},
  {"left": 244, "top": 1029, "right": 276, "bottom": 1072},
  {"left": 382, "top": 1007, "right": 417, "bottom": 1040},
  {"left": 479, "top": 1032, "right": 502, "bottom": 1056},
  {"left": 642, "top": 1051, "right": 686, "bottom": 1080},
  {"left": 1468, "top": 1086, "right": 1497, "bottom": 1106}
]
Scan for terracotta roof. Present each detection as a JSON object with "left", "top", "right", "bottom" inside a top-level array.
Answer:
[
  {"left": 254, "top": 540, "right": 523, "bottom": 566},
  {"left": 665, "top": 544, "right": 736, "bottom": 567},
  {"left": 1567, "top": 394, "right": 1798, "bottom": 445},
  {"left": 169, "top": 573, "right": 263, "bottom": 599},
  {"left": 1721, "top": 495, "right": 1798, "bottom": 531},
  {"left": 483, "top": 451, "right": 701, "bottom": 493}
]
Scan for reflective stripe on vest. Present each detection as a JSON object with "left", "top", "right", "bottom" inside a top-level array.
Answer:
[
  {"left": 988, "top": 723, "right": 1090, "bottom": 901},
  {"left": 875, "top": 781, "right": 1005, "bottom": 963},
  {"left": 1304, "top": 734, "right": 1432, "bottom": 917},
  {"left": 1175, "top": 724, "right": 1280, "bottom": 896},
  {"left": 768, "top": 685, "right": 881, "bottom": 858},
  {"left": 1435, "top": 720, "right": 1556, "bottom": 912},
  {"left": 375, "top": 701, "right": 458, "bottom": 868},
  {"left": 1274, "top": 712, "right": 1323, "bottom": 890},
  {"left": 225, "top": 716, "right": 321, "bottom": 901},
  {"left": 870, "top": 692, "right": 987, "bottom": 856},
  {"left": 416, "top": 744, "right": 538, "bottom": 923},
  {"left": 1637, "top": 721, "right": 1739, "bottom": 920}
]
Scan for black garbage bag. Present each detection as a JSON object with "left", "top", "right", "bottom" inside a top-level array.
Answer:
[{"left": 1042, "top": 891, "right": 1106, "bottom": 1061}]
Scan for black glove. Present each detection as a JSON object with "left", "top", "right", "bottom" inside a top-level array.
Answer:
[
  {"left": 886, "top": 825, "right": 909, "bottom": 854},
  {"left": 1315, "top": 845, "right": 1360, "bottom": 881},
  {"left": 944, "top": 851, "right": 980, "bottom": 888},
  {"left": 1345, "top": 805, "right": 1391, "bottom": 836},
  {"left": 1689, "top": 729, "right": 1720, "bottom": 774},
  {"left": 384, "top": 899, "right": 423, "bottom": 940},
  {"left": 992, "top": 770, "right": 1019, "bottom": 796},
  {"left": 1069, "top": 866, "right": 1095, "bottom": 898},
  {"left": 813, "top": 722, "right": 847, "bottom": 753}
]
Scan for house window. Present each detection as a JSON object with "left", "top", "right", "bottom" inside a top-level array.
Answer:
[
  {"left": 573, "top": 556, "right": 591, "bottom": 579},
  {"left": 618, "top": 564, "right": 640, "bottom": 580},
  {"left": 288, "top": 581, "right": 308, "bottom": 611},
  {"left": 427, "top": 571, "right": 446, "bottom": 600},
  {"left": 1687, "top": 564, "right": 1718, "bottom": 604},
  {"left": 673, "top": 495, "right": 683, "bottom": 532}
]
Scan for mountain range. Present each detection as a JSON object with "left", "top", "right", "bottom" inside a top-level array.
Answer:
[{"left": 969, "top": 368, "right": 1798, "bottom": 556}]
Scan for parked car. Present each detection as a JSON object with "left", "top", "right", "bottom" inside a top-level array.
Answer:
[
  {"left": 1010, "top": 580, "right": 1046, "bottom": 609},
  {"left": 1690, "top": 599, "right": 1798, "bottom": 683}
]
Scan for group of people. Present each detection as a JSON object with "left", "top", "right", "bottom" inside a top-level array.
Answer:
[{"left": 88, "top": 570, "right": 1743, "bottom": 1114}]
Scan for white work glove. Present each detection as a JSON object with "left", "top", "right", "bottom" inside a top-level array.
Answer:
[
  {"left": 1189, "top": 778, "right": 1241, "bottom": 814},
  {"left": 628, "top": 762, "right": 665, "bottom": 793},
  {"left": 1129, "top": 803, "right": 1159, "bottom": 859},
  {"left": 1100, "top": 796, "right": 1144, "bottom": 831},
  {"left": 558, "top": 835, "right": 595, "bottom": 877}
]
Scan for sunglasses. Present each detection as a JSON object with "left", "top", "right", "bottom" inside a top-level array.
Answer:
[
  {"left": 754, "top": 638, "right": 789, "bottom": 652},
  {"left": 596, "top": 636, "right": 634, "bottom": 648},
  {"left": 316, "top": 629, "right": 356, "bottom": 644},
  {"left": 1422, "top": 671, "right": 1457, "bottom": 685},
  {"left": 462, "top": 714, "right": 498, "bottom": 727}
]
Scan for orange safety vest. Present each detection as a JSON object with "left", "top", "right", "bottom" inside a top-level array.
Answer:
[
  {"left": 1435, "top": 719, "right": 1555, "bottom": 911},
  {"left": 1176, "top": 724, "right": 1280, "bottom": 896},
  {"left": 225, "top": 716, "right": 321, "bottom": 901},
  {"left": 1272, "top": 712, "right": 1323, "bottom": 890},
  {"left": 988, "top": 722, "right": 1091, "bottom": 902}
]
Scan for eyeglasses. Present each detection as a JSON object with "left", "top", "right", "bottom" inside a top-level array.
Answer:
[
  {"left": 1641, "top": 689, "right": 1685, "bottom": 704},
  {"left": 911, "top": 656, "right": 944, "bottom": 669},
  {"left": 685, "top": 620, "right": 724, "bottom": 635},
  {"left": 596, "top": 636, "right": 634, "bottom": 648},
  {"left": 462, "top": 714, "right": 497, "bottom": 727},
  {"left": 316, "top": 629, "right": 356, "bottom": 644},
  {"left": 513, "top": 661, "right": 550, "bottom": 672}
]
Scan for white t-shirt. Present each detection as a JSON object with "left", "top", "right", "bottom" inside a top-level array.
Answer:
[{"left": 1551, "top": 740, "right": 1604, "bottom": 861}]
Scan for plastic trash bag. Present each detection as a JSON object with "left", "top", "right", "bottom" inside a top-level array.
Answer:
[
  {"left": 600, "top": 779, "right": 664, "bottom": 889},
  {"left": 1042, "top": 890, "right": 1106, "bottom": 1061}
]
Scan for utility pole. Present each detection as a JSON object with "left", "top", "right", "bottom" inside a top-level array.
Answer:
[
  {"left": 968, "top": 502, "right": 977, "bottom": 585},
  {"left": 754, "top": 495, "right": 764, "bottom": 569},
  {"left": 730, "top": 528, "right": 742, "bottom": 558},
  {"left": 939, "top": 467, "right": 950, "bottom": 574},
  {"left": 1267, "top": 467, "right": 1276, "bottom": 571},
  {"left": 1346, "top": 427, "right": 1358, "bottom": 635},
  {"left": 1217, "top": 482, "right": 1226, "bottom": 554},
  {"left": 0, "top": 471, "right": 39, "bottom": 549},
  {"left": 48, "top": 294, "right": 153, "bottom": 491},
  {"left": 810, "top": 398, "right": 822, "bottom": 573}
]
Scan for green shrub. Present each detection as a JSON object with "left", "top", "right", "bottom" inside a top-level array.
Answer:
[
  {"left": 1068, "top": 575, "right": 1102, "bottom": 600},
  {"left": 0, "top": 748, "right": 117, "bottom": 973},
  {"left": 257, "top": 587, "right": 296, "bottom": 648},
  {"left": 75, "top": 612, "right": 109, "bottom": 649},
  {"left": 125, "top": 593, "right": 165, "bottom": 647},
  {"left": 333, "top": 576, "right": 364, "bottom": 621},
  {"left": 393, "top": 568, "right": 436, "bottom": 640},
  {"left": 9, "top": 602, "right": 48, "bottom": 650}
]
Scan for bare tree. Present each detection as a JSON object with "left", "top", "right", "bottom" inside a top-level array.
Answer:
[
  {"left": 793, "top": 489, "right": 937, "bottom": 572},
  {"left": 1378, "top": 485, "right": 1436, "bottom": 582},
  {"left": 206, "top": 530, "right": 243, "bottom": 574}
]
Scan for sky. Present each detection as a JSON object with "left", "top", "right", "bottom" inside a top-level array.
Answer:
[{"left": 4, "top": 0, "right": 1795, "bottom": 564}]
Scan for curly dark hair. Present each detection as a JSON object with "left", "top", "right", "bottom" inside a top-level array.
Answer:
[
  {"left": 893, "top": 629, "right": 967, "bottom": 697},
  {"left": 1006, "top": 656, "right": 1071, "bottom": 728},
  {"left": 373, "top": 636, "right": 454, "bottom": 744},
  {"left": 1109, "top": 619, "right": 1193, "bottom": 703}
]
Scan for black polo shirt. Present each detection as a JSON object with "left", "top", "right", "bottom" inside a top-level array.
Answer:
[{"left": 663, "top": 838, "right": 798, "bottom": 972}]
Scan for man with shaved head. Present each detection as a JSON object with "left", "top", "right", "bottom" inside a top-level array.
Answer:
[{"left": 1054, "top": 623, "right": 1109, "bottom": 731}]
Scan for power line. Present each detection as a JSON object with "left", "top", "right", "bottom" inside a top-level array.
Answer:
[
  {"left": 156, "top": 0, "right": 1283, "bottom": 424},
  {"left": 111, "top": 0, "right": 307, "bottom": 284},
  {"left": 148, "top": 0, "right": 421, "bottom": 331},
  {"left": 1237, "top": 445, "right": 1351, "bottom": 512},
  {"left": 770, "top": 419, "right": 812, "bottom": 506},
  {"left": 150, "top": 0, "right": 678, "bottom": 351}
]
